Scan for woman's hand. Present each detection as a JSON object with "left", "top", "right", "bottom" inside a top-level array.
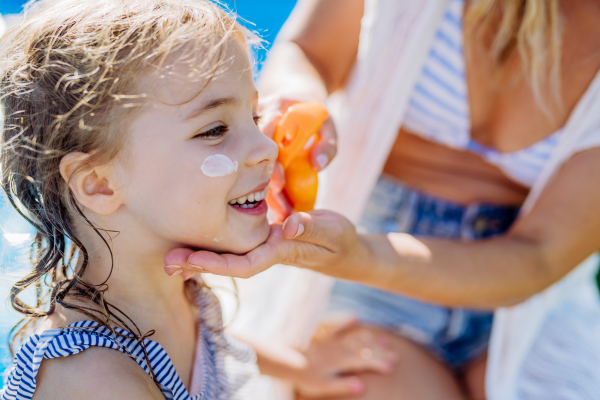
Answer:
[
  {"left": 164, "top": 210, "right": 361, "bottom": 279},
  {"left": 259, "top": 95, "right": 338, "bottom": 222},
  {"left": 234, "top": 319, "right": 398, "bottom": 399},
  {"left": 292, "top": 321, "right": 399, "bottom": 398}
]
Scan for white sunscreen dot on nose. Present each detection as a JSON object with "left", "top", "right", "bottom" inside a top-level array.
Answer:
[{"left": 201, "top": 154, "right": 238, "bottom": 177}]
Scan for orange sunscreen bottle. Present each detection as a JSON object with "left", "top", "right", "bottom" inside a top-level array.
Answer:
[{"left": 272, "top": 102, "right": 329, "bottom": 212}]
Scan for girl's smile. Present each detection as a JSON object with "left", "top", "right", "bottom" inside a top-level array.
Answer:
[{"left": 228, "top": 181, "right": 270, "bottom": 215}]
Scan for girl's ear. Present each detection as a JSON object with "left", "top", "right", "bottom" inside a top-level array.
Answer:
[{"left": 59, "top": 152, "right": 124, "bottom": 216}]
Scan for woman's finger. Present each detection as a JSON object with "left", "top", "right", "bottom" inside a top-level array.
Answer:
[
  {"left": 310, "top": 117, "right": 338, "bottom": 172},
  {"left": 271, "top": 162, "right": 285, "bottom": 193},
  {"left": 266, "top": 190, "right": 293, "bottom": 223},
  {"left": 164, "top": 248, "right": 196, "bottom": 276},
  {"left": 258, "top": 95, "right": 298, "bottom": 138},
  {"left": 184, "top": 225, "right": 291, "bottom": 278},
  {"left": 266, "top": 162, "right": 294, "bottom": 223},
  {"left": 297, "top": 376, "right": 364, "bottom": 399},
  {"left": 333, "top": 346, "right": 398, "bottom": 375},
  {"left": 328, "top": 327, "right": 400, "bottom": 374}
]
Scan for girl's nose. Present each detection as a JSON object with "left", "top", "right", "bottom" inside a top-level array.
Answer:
[{"left": 245, "top": 124, "right": 279, "bottom": 167}]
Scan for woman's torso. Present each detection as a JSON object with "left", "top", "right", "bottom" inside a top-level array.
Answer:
[{"left": 383, "top": 0, "right": 600, "bottom": 206}]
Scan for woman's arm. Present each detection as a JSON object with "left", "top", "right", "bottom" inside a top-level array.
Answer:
[
  {"left": 299, "top": 147, "right": 600, "bottom": 308},
  {"left": 166, "top": 148, "right": 600, "bottom": 309},
  {"left": 357, "top": 147, "right": 600, "bottom": 308},
  {"left": 258, "top": 0, "right": 363, "bottom": 100}
]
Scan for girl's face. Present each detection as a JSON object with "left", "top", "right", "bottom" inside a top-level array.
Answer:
[{"left": 117, "top": 39, "right": 278, "bottom": 254}]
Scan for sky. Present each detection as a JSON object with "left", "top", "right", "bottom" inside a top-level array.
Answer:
[
  {"left": 0, "top": 0, "right": 297, "bottom": 63},
  {"left": 0, "top": 1, "right": 297, "bottom": 38}
]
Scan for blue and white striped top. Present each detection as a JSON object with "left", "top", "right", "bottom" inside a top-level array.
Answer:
[
  {"left": 1, "top": 282, "right": 258, "bottom": 400},
  {"left": 403, "top": 0, "right": 561, "bottom": 188}
]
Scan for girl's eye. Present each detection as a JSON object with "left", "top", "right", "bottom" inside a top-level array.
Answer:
[
  {"left": 194, "top": 124, "right": 228, "bottom": 139},
  {"left": 253, "top": 115, "right": 262, "bottom": 126}
]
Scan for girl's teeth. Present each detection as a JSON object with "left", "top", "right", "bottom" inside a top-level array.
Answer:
[{"left": 230, "top": 189, "right": 267, "bottom": 206}]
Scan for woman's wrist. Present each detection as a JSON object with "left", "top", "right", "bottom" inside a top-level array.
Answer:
[
  {"left": 232, "top": 334, "right": 308, "bottom": 383},
  {"left": 339, "top": 234, "right": 379, "bottom": 281},
  {"left": 328, "top": 233, "right": 375, "bottom": 281},
  {"left": 331, "top": 233, "right": 409, "bottom": 290},
  {"left": 260, "top": 349, "right": 309, "bottom": 385}
]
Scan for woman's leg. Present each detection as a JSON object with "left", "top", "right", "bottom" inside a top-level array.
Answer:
[
  {"left": 462, "top": 355, "right": 487, "bottom": 400},
  {"left": 298, "top": 325, "right": 465, "bottom": 400}
]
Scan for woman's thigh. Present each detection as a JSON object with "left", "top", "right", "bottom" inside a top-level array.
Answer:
[
  {"left": 299, "top": 325, "right": 465, "bottom": 400},
  {"left": 463, "top": 354, "right": 486, "bottom": 400}
]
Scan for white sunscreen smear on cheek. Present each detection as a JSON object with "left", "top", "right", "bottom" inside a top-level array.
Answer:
[{"left": 201, "top": 154, "right": 238, "bottom": 177}]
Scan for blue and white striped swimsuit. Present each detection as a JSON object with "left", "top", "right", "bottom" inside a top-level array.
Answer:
[
  {"left": 403, "top": 0, "right": 561, "bottom": 188},
  {"left": 1, "top": 282, "right": 257, "bottom": 400}
]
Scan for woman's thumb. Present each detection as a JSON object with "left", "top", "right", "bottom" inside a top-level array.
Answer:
[
  {"left": 281, "top": 210, "right": 353, "bottom": 245},
  {"left": 282, "top": 212, "right": 314, "bottom": 240}
]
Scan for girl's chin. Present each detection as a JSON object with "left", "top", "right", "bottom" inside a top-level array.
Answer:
[
  {"left": 228, "top": 225, "right": 271, "bottom": 254},
  {"left": 191, "top": 224, "right": 269, "bottom": 255}
]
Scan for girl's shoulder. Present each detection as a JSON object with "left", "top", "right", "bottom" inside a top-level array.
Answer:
[
  {"left": 29, "top": 346, "right": 160, "bottom": 400},
  {"left": 1, "top": 321, "right": 160, "bottom": 400}
]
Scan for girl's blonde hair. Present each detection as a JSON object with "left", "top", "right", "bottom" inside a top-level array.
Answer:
[
  {"left": 466, "top": 0, "right": 562, "bottom": 115},
  {"left": 0, "top": 0, "right": 248, "bottom": 383}
]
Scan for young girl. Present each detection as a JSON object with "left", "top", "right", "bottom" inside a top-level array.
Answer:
[
  {"left": 0, "top": 1, "right": 395, "bottom": 399},
  {"left": 0, "top": 0, "right": 272, "bottom": 398}
]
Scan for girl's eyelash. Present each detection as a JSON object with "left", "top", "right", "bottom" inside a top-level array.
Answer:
[
  {"left": 195, "top": 125, "right": 228, "bottom": 139},
  {"left": 194, "top": 115, "right": 260, "bottom": 139}
]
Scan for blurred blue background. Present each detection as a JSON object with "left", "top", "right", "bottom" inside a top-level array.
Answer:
[{"left": 0, "top": 0, "right": 296, "bottom": 386}]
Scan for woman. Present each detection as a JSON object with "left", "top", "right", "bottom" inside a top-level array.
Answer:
[{"left": 166, "top": 0, "right": 600, "bottom": 398}]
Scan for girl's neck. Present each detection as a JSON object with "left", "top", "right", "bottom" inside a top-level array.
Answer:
[{"left": 67, "top": 220, "right": 193, "bottom": 331}]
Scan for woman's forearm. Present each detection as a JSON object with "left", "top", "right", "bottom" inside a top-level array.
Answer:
[
  {"left": 345, "top": 233, "right": 554, "bottom": 309},
  {"left": 258, "top": 41, "right": 328, "bottom": 102},
  {"left": 257, "top": 0, "right": 362, "bottom": 100}
]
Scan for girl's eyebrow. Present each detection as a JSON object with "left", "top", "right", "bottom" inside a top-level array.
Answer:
[{"left": 184, "top": 96, "right": 239, "bottom": 120}]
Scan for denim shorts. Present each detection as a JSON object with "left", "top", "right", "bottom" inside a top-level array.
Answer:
[{"left": 327, "top": 174, "right": 520, "bottom": 369}]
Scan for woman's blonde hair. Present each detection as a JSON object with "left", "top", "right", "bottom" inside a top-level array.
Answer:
[
  {"left": 466, "top": 0, "right": 562, "bottom": 115},
  {"left": 0, "top": 0, "right": 249, "bottom": 384}
]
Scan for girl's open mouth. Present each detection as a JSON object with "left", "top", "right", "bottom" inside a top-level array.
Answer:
[
  {"left": 228, "top": 186, "right": 269, "bottom": 215},
  {"left": 229, "top": 199, "right": 268, "bottom": 215}
]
